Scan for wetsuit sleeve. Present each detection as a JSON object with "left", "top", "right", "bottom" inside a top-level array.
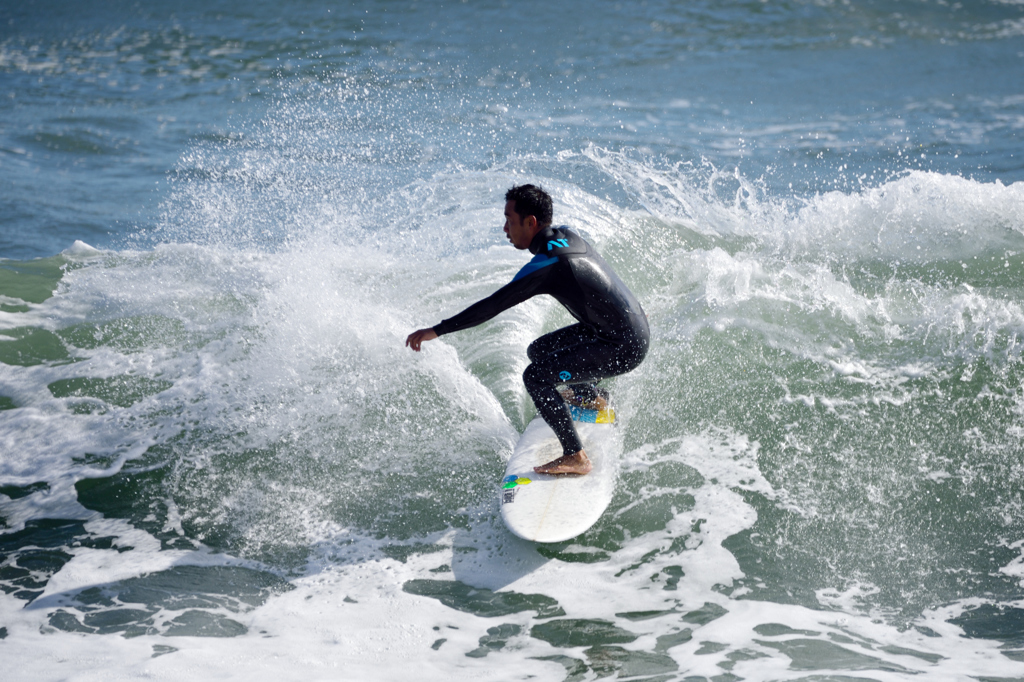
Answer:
[{"left": 433, "top": 264, "right": 551, "bottom": 336}]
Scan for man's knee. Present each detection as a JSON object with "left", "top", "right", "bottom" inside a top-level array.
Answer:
[{"left": 523, "top": 363, "right": 561, "bottom": 402}]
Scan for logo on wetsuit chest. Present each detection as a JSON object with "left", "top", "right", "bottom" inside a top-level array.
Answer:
[
  {"left": 559, "top": 370, "right": 572, "bottom": 381},
  {"left": 547, "top": 238, "right": 569, "bottom": 251}
]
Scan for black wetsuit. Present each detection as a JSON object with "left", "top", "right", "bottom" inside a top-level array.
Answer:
[{"left": 433, "top": 226, "right": 650, "bottom": 455}]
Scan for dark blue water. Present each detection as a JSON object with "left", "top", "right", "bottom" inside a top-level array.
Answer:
[{"left": 4, "top": 0, "right": 1022, "bottom": 260}]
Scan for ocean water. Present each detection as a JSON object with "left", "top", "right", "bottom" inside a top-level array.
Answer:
[{"left": 3, "top": 0, "right": 1024, "bottom": 679}]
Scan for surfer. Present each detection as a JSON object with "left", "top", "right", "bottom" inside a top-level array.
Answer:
[{"left": 406, "top": 184, "right": 649, "bottom": 475}]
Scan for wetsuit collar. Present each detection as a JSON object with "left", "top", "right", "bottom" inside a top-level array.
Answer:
[{"left": 528, "top": 226, "right": 558, "bottom": 255}]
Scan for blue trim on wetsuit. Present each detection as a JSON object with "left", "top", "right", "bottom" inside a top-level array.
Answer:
[{"left": 512, "top": 254, "right": 558, "bottom": 282}]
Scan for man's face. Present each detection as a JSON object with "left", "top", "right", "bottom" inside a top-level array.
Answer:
[{"left": 503, "top": 200, "right": 536, "bottom": 250}]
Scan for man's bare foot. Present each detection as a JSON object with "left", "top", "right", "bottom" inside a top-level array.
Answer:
[
  {"left": 558, "top": 388, "right": 609, "bottom": 412},
  {"left": 534, "top": 450, "right": 593, "bottom": 476}
]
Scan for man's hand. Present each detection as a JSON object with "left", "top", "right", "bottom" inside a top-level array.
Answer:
[{"left": 405, "top": 328, "right": 438, "bottom": 352}]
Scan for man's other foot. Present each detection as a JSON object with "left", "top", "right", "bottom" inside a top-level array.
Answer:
[
  {"left": 534, "top": 451, "right": 592, "bottom": 476},
  {"left": 558, "top": 388, "right": 609, "bottom": 412}
]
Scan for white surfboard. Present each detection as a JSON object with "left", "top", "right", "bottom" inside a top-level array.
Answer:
[{"left": 499, "top": 403, "right": 619, "bottom": 543}]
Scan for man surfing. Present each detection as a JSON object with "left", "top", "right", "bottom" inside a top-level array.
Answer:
[{"left": 406, "top": 184, "right": 649, "bottom": 475}]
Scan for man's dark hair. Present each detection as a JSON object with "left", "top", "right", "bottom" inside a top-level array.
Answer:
[{"left": 505, "top": 184, "right": 553, "bottom": 228}]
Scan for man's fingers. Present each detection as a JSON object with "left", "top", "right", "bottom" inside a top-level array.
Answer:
[{"left": 406, "top": 328, "right": 436, "bottom": 352}]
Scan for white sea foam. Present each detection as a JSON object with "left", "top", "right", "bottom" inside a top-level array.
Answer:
[{"left": 6, "top": 425, "right": 1024, "bottom": 681}]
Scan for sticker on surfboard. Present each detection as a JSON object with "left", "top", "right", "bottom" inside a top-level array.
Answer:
[{"left": 567, "top": 404, "right": 615, "bottom": 424}]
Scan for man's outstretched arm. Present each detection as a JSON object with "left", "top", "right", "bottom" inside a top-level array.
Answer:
[
  {"left": 405, "top": 327, "right": 438, "bottom": 352},
  {"left": 407, "top": 255, "right": 551, "bottom": 352}
]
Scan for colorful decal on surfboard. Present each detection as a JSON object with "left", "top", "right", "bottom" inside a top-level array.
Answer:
[
  {"left": 568, "top": 404, "right": 616, "bottom": 424},
  {"left": 501, "top": 475, "right": 530, "bottom": 505},
  {"left": 502, "top": 474, "right": 532, "bottom": 489}
]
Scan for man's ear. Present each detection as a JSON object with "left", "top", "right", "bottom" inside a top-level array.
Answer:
[{"left": 525, "top": 214, "right": 538, "bottom": 231}]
